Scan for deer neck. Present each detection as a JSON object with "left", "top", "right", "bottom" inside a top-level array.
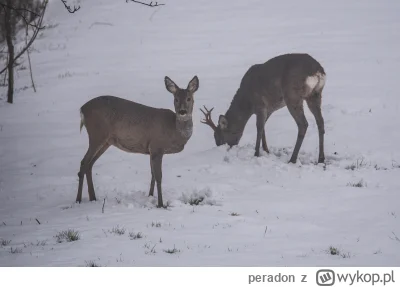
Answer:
[
  {"left": 175, "top": 116, "right": 193, "bottom": 139},
  {"left": 225, "top": 89, "right": 253, "bottom": 134}
]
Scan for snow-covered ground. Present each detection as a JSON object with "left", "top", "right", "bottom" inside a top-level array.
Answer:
[{"left": 0, "top": 0, "right": 399, "bottom": 266}]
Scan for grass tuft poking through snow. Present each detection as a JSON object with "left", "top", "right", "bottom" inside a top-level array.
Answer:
[
  {"left": 144, "top": 242, "right": 157, "bottom": 255},
  {"left": 392, "top": 161, "right": 400, "bottom": 169},
  {"left": 109, "top": 225, "right": 126, "bottom": 235},
  {"left": 55, "top": 229, "right": 80, "bottom": 243},
  {"left": 345, "top": 158, "right": 368, "bottom": 170},
  {"left": 1, "top": 238, "right": 11, "bottom": 247},
  {"left": 35, "top": 240, "right": 47, "bottom": 246},
  {"left": 164, "top": 245, "right": 180, "bottom": 254},
  {"left": 347, "top": 179, "right": 365, "bottom": 188},
  {"left": 10, "top": 247, "right": 23, "bottom": 254},
  {"left": 85, "top": 260, "right": 101, "bottom": 267},
  {"left": 328, "top": 246, "right": 351, "bottom": 258},
  {"left": 129, "top": 232, "right": 143, "bottom": 240},
  {"left": 151, "top": 222, "right": 162, "bottom": 228},
  {"left": 179, "top": 187, "right": 216, "bottom": 206}
]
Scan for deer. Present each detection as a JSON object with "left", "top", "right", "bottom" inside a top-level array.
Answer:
[
  {"left": 200, "top": 53, "right": 326, "bottom": 164},
  {"left": 76, "top": 75, "right": 199, "bottom": 208}
]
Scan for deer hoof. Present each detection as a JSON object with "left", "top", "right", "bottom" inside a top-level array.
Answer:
[{"left": 254, "top": 151, "right": 260, "bottom": 157}]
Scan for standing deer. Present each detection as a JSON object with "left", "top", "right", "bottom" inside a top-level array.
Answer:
[
  {"left": 201, "top": 53, "right": 326, "bottom": 163},
  {"left": 76, "top": 76, "right": 199, "bottom": 208}
]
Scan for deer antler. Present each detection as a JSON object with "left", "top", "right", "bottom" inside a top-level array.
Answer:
[{"left": 200, "top": 105, "right": 217, "bottom": 131}]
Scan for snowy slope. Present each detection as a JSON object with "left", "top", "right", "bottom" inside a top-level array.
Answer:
[{"left": 0, "top": 0, "right": 399, "bottom": 266}]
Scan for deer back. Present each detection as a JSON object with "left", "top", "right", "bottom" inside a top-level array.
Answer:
[{"left": 80, "top": 95, "right": 187, "bottom": 154}]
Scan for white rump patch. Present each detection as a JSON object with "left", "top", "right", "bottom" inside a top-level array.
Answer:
[
  {"left": 79, "top": 109, "right": 85, "bottom": 132},
  {"left": 305, "top": 72, "right": 326, "bottom": 92}
]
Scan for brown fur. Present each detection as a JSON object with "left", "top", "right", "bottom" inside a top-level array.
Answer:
[
  {"left": 76, "top": 76, "right": 199, "bottom": 208},
  {"left": 202, "top": 53, "right": 326, "bottom": 163}
]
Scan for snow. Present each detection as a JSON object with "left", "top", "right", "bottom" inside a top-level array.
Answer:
[{"left": 0, "top": 0, "right": 400, "bottom": 266}]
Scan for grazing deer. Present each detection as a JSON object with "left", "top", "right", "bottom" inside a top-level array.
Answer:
[
  {"left": 201, "top": 53, "right": 326, "bottom": 163},
  {"left": 76, "top": 76, "right": 199, "bottom": 208}
]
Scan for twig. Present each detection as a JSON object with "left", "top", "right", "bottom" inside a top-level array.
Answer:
[
  {"left": 264, "top": 225, "right": 268, "bottom": 237},
  {"left": 126, "top": 0, "right": 165, "bottom": 7},
  {"left": 102, "top": 198, "right": 106, "bottom": 213},
  {"left": 2, "top": 69, "right": 7, "bottom": 86},
  {"left": 2, "top": 72, "right": 6, "bottom": 86},
  {"left": 35, "top": 218, "right": 41, "bottom": 225},
  {"left": 25, "top": 25, "right": 36, "bottom": 92},
  {"left": 2, "top": 221, "right": 6, "bottom": 226},
  {"left": 389, "top": 232, "right": 400, "bottom": 243},
  {"left": 60, "top": 0, "right": 80, "bottom": 13},
  {"left": 14, "top": 8, "right": 45, "bottom": 30}
]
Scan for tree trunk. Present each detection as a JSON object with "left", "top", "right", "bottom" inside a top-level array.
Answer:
[{"left": 4, "top": 1, "right": 14, "bottom": 104}]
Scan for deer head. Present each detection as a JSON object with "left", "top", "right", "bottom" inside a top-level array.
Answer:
[
  {"left": 165, "top": 76, "right": 199, "bottom": 120},
  {"left": 200, "top": 106, "right": 242, "bottom": 147}
]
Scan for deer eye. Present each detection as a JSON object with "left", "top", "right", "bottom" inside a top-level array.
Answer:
[
  {"left": 186, "top": 98, "right": 191, "bottom": 102},
  {"left": 174, "top": 98, "right": 178, "bottom": 103}
]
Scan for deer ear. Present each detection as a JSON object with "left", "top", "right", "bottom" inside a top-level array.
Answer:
[
  {"left": 218, "top": 115, "right": 228, "bottom": 130},
  {"left": 164, "top": 76, "right": 179, "bottom": 94},
  {"left": 187, "top": 75, "right": 199, "bottom": 93}
]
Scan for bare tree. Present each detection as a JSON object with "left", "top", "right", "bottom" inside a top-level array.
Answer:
[
  {"left": 0, "top": 0, "right": 46, "bottom": 103},
  {"left": 0, "top": 0, "right": 164, "bottom": 104}
]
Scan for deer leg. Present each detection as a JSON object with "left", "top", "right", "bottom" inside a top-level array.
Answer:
[
  {"left": 76, "top": 147, "right": 97, "bottom": 203},
  {"left": 286, "top": 100, "right": 308, "bottom": 164},
  {"left": 255, "top": 112, "right": 267, "bottom": 157},
  {"left": 86, "top": 143, "right": 110, "bottom": 201},
  {"left": 306, "top": 93, "right": 325, "bottom": 163},
  {"left": 261, "top": 129, "right": 269, "bottom": 153},
  {"left": 150, "top": 150, "right": 164, "bottom": 208},
  {"left": 76, "top": 159, "right": 86, "bottom": 203},
  {"left": 149, "top": 156, "right": 155, "bottom": 197},
  {"left": 261, "top": 114, "right": 271, "bottom": 153}
]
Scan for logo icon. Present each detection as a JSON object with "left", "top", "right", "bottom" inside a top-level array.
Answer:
[{"left": 316, "top": 269, "right": 335, "bottom": 286}]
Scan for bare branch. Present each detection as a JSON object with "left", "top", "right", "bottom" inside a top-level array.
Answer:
[
  {"left": 0, "top": 2, "right": 41, "bottom": 17},
  {"left": 0, "top": 1, "right": 48, "bottom": 75},
  {"left": 126, "top": 0, "right": 165, "bottom": 8},
  {"left": 60, "top": 0, "right": 80, "bottom": 13},
  {"left": 0, "top": 1, "right": 45, "bottom": 30},
  {"left": 389, "top": 232, "right": 400, "bottom": 243},
  {"left": 14, "top": 7, "right": 45, "bottom": 30},
  {"left": 25, "top": 23, "right": 37, "bottom": 92}
]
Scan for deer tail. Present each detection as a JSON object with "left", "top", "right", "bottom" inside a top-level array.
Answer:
[{"left": 79, "top": 109, "right": 85, "bottom": 133}]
